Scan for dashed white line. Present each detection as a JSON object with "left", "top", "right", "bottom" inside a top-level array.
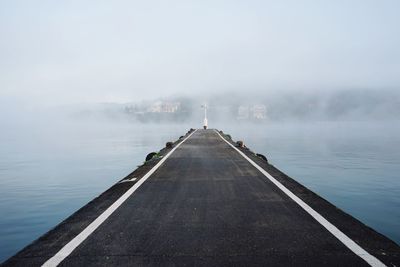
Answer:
[{"left": 118, "top": 177, "right": 137, "bottom": 184}]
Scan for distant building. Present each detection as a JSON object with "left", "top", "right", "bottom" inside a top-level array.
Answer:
[
  {"left": 251, "top": 104, "right": 267, "bottom": 119},
  {"left": 237, "top": 104, "right": 267, "bottom": 120},
  {"left": 148, "top": 101, "right": 180, "bottom": 113},
  {"left": 161, "top": 102, "right": 181, "bottom": 113},
  {"left": 237, "top": 105, "right": 249, "bottom": 120},
  {"left": 148, "top": 101, "right": 162, "bottom": 113}
]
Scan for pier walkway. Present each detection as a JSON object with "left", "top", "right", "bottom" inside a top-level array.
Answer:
[{"left": 3, "top": 129, "right": 400, "bottom": 266}]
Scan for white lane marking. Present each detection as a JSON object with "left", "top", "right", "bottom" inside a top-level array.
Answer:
[
  {"left": 214, "top": 130, "right": 386, "bottom": 267},
  {"left": 42, "top": 129, "right": 198, "bottom": 267},
  {"left": 118, "top": 177, "right": 137, "bottom": 184}
]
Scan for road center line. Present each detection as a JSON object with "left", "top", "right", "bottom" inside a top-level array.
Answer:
[
  {"left": 42, "top": 129, "right": 197, "bottom": 267},
  {"left": 214, "top": 130, "right": 385, "bottom": 267}
]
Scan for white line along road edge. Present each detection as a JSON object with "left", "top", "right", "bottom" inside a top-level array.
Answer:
[
  {"left": 42, "top": 129, "right": 198, "bottom": 267},
  {"left": 215, "top": 130, "right": 386, "bottom": 267}
]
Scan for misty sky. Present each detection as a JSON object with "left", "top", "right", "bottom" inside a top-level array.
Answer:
[{"left": 1, "top": 0, "right": 399, "bottom": 106}]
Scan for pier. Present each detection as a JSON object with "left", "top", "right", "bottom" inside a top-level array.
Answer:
[{"left": 3, "top": 129, "right": 400, "bottom": 266}]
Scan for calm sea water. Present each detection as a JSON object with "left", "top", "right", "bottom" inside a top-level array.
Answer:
[{"left": 0, "top": 119, "right": 399, "bottom": 262}]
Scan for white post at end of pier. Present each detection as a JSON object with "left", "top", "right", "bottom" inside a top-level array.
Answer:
[{"left": 202, "top": 104, "right": 208, "bottom": 129}]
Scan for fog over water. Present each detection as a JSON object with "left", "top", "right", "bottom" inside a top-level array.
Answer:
[{"left": 1, "top": 0, "right": 400, "bottom": 263}]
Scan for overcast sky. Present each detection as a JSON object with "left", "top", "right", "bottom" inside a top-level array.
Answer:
[{"left": 1, "top": 0, "right": 399, "bottom": 106}]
